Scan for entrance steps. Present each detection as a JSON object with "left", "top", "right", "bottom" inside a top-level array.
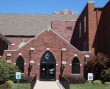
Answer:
[{"left": 33, "top": 80, "right": 64, "bottom": 89}]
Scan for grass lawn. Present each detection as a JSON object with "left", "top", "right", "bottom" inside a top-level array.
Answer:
[
  {"left": 12, "top": 83, "right": 30, "bottom": 89},
  {"left": 70, "top": 84, "right": 110, "bottom": 89}
]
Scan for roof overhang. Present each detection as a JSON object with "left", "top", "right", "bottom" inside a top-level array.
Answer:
[{"left": 0, "top": 33, "right": 11, "bottom": 45}]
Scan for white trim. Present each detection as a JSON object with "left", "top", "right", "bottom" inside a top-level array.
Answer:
[
  {"left": 71, "top": 74, "right": 80, "bottom": 75},
  {"left": 4, "top": 50, "right": 16, "bottom": 51},
  {"left": 9, "top": 29, "right": 81, "bottom": 54}
]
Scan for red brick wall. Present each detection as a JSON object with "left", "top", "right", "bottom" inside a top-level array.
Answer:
[
  {"left": 3, "top": 29, "right": 85, "bottom": 80},
  {"left": 93, "top": 1, "right": 110, "bottom": 56},
  {"left": 52, "top": 20, "right": 76, "bottom": 42},
  {"left": 71, "top": 2, "right": 102, "bottom": 53},
  {"left": 71, "top": 2, "right": 89, "bottom": 51},
  {"left": 6, "top": 36, "right": 33, "bottom": 50}
]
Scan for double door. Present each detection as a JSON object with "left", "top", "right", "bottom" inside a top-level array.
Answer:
[{"left": 40, "top": 63, "right": 56, "bottom": 81}]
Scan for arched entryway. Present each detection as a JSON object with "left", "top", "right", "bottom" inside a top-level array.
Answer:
[
  {"left": 40, "top": 51, "right": 56, "bottom": 81},
  {"left": 72, "top": 57, "right": 80, "bottom": 74},
  {"left": 16, "top": 56, "right": 24, "bottom": 73}
]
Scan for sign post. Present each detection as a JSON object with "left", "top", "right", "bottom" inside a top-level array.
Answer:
[{"left": 16, "top": 72, "right": 21, "bottom": 89}]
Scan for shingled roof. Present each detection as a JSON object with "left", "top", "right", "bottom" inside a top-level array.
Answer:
[{"left": 0, "top": 13, "right": 78, "bottom": 36}]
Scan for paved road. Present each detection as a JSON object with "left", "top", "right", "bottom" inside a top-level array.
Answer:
[{"left": 33, "top": 81, "right": 62, "bottom": 89}]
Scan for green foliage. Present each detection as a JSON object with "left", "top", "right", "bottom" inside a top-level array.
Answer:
[
  {"left": 5, "top": 80, "right": 13, "bottom": 88},
  {"left": 101, "top": 68, "right": 110, "bottom": 82},
  {"left": 0, "top": 59, "right": 18, "bottom": 84},
  {"left": 93, "top": 80, "right": 102, "bottom": 85},
  {"left": 64, "top": 75, "right": 85, "bottom": 84},
  {"left": 0, "top": 80, "right": 13, "bottom": 89},
  {"left": 70, "top": 84, "right": 110, "bottom": 89},
  {"left": 104, "top": 82, "right": 110, "bottom": 85},
  {"left": 84, "top": 54, "right": 110, "bottom": 81}
]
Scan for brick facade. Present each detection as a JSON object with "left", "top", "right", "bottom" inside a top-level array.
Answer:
[
  {"left": 3, "top": 29, "right": 85, "bottom": 80},
  {"left": 52, "top": 20, "right": 76, "bottom": 42},
  {"left": 71, "top": 1, "right": 102, "bottom": 53},
  {"left": 6, "top": 36, "right": 34, "bottom": 50},
  {"left": 71, "top": 1, "right": 110, "bottom": 58},
  {"left": 93, "top": 1, "right": 110, "bottom": 57}
]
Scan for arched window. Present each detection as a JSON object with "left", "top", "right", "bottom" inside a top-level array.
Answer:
[
  {"left": 16, "top": 56, "right": 24, "bottom": 73},
  {"left": 40, "top": 51, "right": 56, "bottom": 63},
  {"left": 72, "top": 57, "right": 80, "bottom": 74}
]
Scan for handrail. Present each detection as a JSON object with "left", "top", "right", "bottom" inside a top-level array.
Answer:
[{"left": 59, "top": 75, "right": 70, "bottom": 89}]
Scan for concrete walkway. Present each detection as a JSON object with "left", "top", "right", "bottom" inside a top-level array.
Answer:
[{"left": 33, "top": 80, "right": 64, "bottom": 89}]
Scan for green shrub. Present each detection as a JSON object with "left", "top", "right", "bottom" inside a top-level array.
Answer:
[
  {"left": 5, "top": 80, "right": 13, "bottom": 88},
  {"left": 0, "top": 80, "right": 13, "bottom": 89},
  {"left": 93, "top": 80, "right": 102, "bottom": 85},
  {"left": 0, "top": 59, "right": 18, "bottom": 84},
  {"left": 101, "top": 68, "right": 110, "bottom": 82},
  {"left": 64, "top": 75, "right": 85, "bottom": 84},
  {"left": 104, "top": 82, "right": 110, "bottom": 85}
]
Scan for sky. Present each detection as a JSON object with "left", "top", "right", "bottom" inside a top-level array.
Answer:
[{"left": 0, "top": 0, "right": 109, "bottom": 14}]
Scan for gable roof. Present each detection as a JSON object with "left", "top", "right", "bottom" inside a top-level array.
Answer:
[
  {"left": 0, "top": 13, "right": 78, "bottom": 36},
  {"left": 16, "top": 28, "right": 81, "bottom": 53},
  {"left": 0, "top": 33, "right": 11, "bottom": 44}
]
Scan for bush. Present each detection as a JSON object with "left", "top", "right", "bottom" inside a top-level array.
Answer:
[
  {"left": 104, "top": 82, "right": 110, "bottom": 85},
  {"left": 5, "top": 80, "right": 13, "bottom": 88},
  {"left": 64, "top": 75, "right": 85, "bottom": 84},
  {"left": 101, "top": 68, "right": 110, "bottom": 82},
  {"left": 93, "top": 80, "right": 102, "bottom": 85},
  {"left": 0, "top": 59, "right": 18, "bottom": 84},
  {"left": 84, "top": 54, "right": 110, "bottom": 81},
  {"left": 0, "top": 80, "right": 13, "bottom": 89}
]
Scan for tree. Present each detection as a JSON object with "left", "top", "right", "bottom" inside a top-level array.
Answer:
[
  {"left": 0, "top": 59, "right": 18, "bottom": 84},
  {"left": 84, "top": 54, "right": 110, "bottom": 81}
]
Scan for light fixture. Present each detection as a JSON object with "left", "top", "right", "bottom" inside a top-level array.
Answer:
[
  {"left": 7, "top": 53, "right": 12, "bottom": 57},
  {"left": 6, "top": 60, "right": 11, "bottom": 63},
  {"left": 61, "top": 48, "right": 66, "bottom": 51},
  {"left": 11, "top": 44, "right": 15, "bottom": 46},
  {"left": 19, "top": 53, "right": 22, "bottom": 55},
  {"left": 74, "top": 54, "right": 77, "bottom": 57},
  {"left": 30, "top": 61, "right": 34, "bottom": 65},
  {"left": 62, "top": 61, "right": 67, "bottom": 66},
  {"left": 30, "top": 48, "right": 35, "bottom": 51},
  {"left": 47, "top": 48, "right": 49, "bottom": 50},
  {"left": 85, "top": 54, "right": 90, "bottom": 58}
]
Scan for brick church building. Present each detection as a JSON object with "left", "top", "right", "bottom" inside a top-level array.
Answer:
[{"left": 0, "top": 1, "right": 110, "bottom": 80}]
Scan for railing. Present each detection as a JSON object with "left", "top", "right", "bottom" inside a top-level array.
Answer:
[
  {"left": 59, "top": 75, "right": 71, "bottom": 89},
  {"left": 30, "top": 74, "right": 37, "bottom": 89}
]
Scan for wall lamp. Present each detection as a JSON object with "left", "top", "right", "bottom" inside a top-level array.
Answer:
[
  {"left": 30, "top": 60, "right": 34, "bottom": 65},
  {"left": 61, "top": 48, "right": 67, "bottom": 52},
  {"left": 30, "top": 48, "right": 35, "bottom": 51},
  {"left": 62, "top": 60, "right": 67, "bottom": 66}
]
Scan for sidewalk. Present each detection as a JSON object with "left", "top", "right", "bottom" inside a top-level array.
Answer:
[{"left": 33, "top": 80, "right": 64, "bottom": 89}]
